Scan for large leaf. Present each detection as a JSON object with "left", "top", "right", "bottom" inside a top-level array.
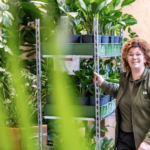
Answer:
[
  {"left": 121, "top": 17, "right": 137, "bottom": 26},
  {"left": 105, "top": 78, "right": 119, "bottom": 83},
  {"left": 30, "top": 1, "right": 47, "bottom": 5},
  {"left": 4, "top": 11, "right": 14, "bottom": 20},
  {"left": 104, "top": 0, "right": 114, "bottom": 14},
  {"left": 73, "top": 18, "right": 80, "bottom": 26},
  {"left": 66, "top": 12, "right": 78, "bottom": 18},
  {"left": 121, "top": 0, "right": 135, "bottom": 7},
  {"left": 114, "top": 0, "right": 120, "bottom": 7},
  {"left": 2, "top": 4, "right": 9, "bottom": 11},
  {"left": 95, "top": 0, "right": 113, "bottom": 14},
  {"left": 110, "top": 24, "right": 122, "bottom": 30},
  {"left": 119, "top": 20, "right": 126, "bottom": 26},
  {"left": 79, "top": 0, "right": 87, "bottom": 11},
  {"left": 3, "top": 14, "right": 12, "bottom": 27},
  {"left": 113, "top": 12, "right": 122, "bottom": 18}
]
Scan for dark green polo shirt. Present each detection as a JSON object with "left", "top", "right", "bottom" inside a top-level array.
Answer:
[{"left": 119, "top": 73, "right": 140, "bottom": 132}]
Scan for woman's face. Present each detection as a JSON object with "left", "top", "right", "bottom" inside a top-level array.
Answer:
[{"left": 126, "top": 47, "right": 146, "bottom": 71}]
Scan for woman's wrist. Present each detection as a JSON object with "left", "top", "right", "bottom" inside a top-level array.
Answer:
[{"left": 99, "top": 78, "right": 104, "bottom": 86}]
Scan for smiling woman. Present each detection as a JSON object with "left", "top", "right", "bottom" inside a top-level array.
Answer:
[
  {"left": 122, "top": 38, "right": 150, "bottom": 72},
  {"left": 94, "top": 38, "right": 150, "bottom": 150}
]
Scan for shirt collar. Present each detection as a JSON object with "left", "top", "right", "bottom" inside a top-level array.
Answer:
[{"left": 126, "top": 67, "right": 148, "bottom": 82}]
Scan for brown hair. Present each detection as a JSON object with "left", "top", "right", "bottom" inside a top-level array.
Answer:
[{"left": 122, "top": 38, "right": 150, "bottom": 72}]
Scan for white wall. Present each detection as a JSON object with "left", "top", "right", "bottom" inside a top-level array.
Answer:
[{"left": 121, "top": 0, "right": 150, "bottom": 43}]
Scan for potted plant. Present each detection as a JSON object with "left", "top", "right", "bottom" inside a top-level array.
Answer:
[
  {"left": 74, "top": 0, "right": 113, "bottom": 43},
  {"left": 0, "top": 68, "right": 48, "bottom": 149},
  {"left": 56, "top": 0, "right": 82, "bottom": 43},
  {"left": 73, "top": 69, "right": 92, "bottom": 105}
]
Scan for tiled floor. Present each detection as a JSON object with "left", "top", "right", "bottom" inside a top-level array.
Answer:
[{"left": 105, "top": 113, "right": 116, "bottom": 139}]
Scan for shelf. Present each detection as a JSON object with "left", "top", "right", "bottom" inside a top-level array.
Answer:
[
  {"left": 44, "top": 102, "right": 116, "bottom": 121},
  {"left": 41, "top": 43, "right": 121, "bottom": 57}
]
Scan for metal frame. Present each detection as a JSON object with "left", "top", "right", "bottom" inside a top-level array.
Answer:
[
  {"left": 94, "top": 17, "right": 101, "bottom": 150},
  {"left": 120, "top": 26, "right": 124, "bottom": 48},
  {"left": 36, "top": 18, "right": 123, "bottom": 150},
  {"left": 36, "top": 19, "right": 43, "bottom": 150}
]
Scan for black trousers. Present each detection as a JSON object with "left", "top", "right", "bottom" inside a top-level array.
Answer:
[{"left": 116, "top": 129, "right": 136, "bottom": 150}]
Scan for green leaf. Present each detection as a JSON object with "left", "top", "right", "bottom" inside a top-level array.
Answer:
[
  {"left": 122, "top": 18, "right": 137, "bottom": 25},
  {"left": 101, "top": 127, "right": 108, "bottom": 132},
  {"left": 73, "top": 19, "right": 80, "bottom": 26},
  {"left": 105, "top": 78, "right": 119, "bottom": 83},
  {"left": 79, "top": 0, "right": 87, "bottom": 11},
  {"left": 2, "top": 4, "right": 9, "bottom": 11},
  {"left": 119, "top": 21, "right": 126, "bottom": 26},
  {"left": 26, "top": 51, "right": 36, "bottom": 57},
  {"left": 114, "top": 0, "right": 120, "bottom": 7},
  {"left": 110, "top": 24, "right": 122, "bottom": 30},
  {"left": 104, "top": 0, "right": 114, "bottom": 14},
  {"left": 96, "top": 0, "right": 113, "bottom": 13},
  {"left": 121, "top": 0, "right": 135, "bottom": 7},
  {"left": 30, "top": 1, "right": 47, "bottom": 5},
  {"left": 0, "top": 11, "right": 2, "bottom": 23},
  {"left": 113, "top": 12, "right": 122, "bottom": 18},
  {"left": 66, "top": 12, "right": 78, "bottom": 18},
  {"left": 128, "top": 26, "right": 131, "bottom": 33},
  {"left": 3, "top": 11, "right": 14, "bottom": 20}
]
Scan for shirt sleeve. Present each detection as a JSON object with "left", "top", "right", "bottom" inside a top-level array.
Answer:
[
  {"left": 100, "top": 81, "right": 119, "bottom": 98},
  {"left": 143, "top": 130, "right": 150, "bottom": 145}
]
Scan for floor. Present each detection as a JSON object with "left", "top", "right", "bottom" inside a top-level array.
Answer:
[{"left": 105, "top": 113, "right": 116, "bottom": 139}]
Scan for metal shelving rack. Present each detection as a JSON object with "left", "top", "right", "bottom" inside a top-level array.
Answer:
[{"left": 36, "top": 18, "right": 123, "bottom": 150}]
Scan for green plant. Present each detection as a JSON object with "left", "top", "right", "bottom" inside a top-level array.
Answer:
[
  {"left": 73, "top": 69, "right": 92, "bottom": 97},
  {"left": 98, "top": 0, "right": 137, "bottom": 36},
  {"left": 124, "top": 26, "right": 139, "bottom": 42}
]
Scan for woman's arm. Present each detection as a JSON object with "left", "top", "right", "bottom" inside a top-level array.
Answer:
[{"left": 93, "top": 72, "right": 119, "bottom": 98}]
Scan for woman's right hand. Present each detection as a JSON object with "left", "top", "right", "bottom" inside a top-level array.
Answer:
[{"left": 93, "top": 72, "right": 104, "bottom": 86}]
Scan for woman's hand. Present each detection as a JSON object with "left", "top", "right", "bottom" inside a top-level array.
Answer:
[
  {"left": 93, "top": 72, "right": 104, "bottom": 86},
  {"left": 138, "top": 142, "right": 150, "bottom": 150}
]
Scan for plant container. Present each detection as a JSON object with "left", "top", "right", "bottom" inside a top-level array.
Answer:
[
  {"left": 108, "top": 102, "right": 113, "bottom": 114},
  {"left": 100, "top": 105, "right": 108, "bottom": 118},
  {"left": 110, "top": 96, "right": 115, "bottom": 101},
  {"left": 69, "top": 35, "right": 81, "bottom": 43},
  {"left": 109, "top": 36, "right": 115, "bottom": 43},
  {"left": 82, "top": 34, "right": 94, "bottom": 43},
  {"left": 102, "top": 35, "right": 110, "bottom": 43},
  {"left": 114, "top": 36, "right": 120, "bottom": 43},
  {"left": 0, "top": 125, "right": 47, "bottom": 150},
  {"left": 77, "top": 97, "right": 89, "bottom": 105},
  {"left": 89, "top": 94, "right": 110, "bottom": 106}
]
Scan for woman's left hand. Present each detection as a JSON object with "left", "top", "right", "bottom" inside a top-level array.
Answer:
[{"left": 138, "top": 142, "right": 150, "bottom": 150}]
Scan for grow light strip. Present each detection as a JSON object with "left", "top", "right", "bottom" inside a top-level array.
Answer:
[
  {"left": 94, "top": 17, "right": 101, "bottom": 150},
  {"left": 36, "top": 19, "right": 43, "bottom": 150}
]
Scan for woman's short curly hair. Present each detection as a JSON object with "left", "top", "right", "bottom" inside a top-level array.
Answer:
[{"left": 122, "top": 38, "right": 150, "bottom": 72}]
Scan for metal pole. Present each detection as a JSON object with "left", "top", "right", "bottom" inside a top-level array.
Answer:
[
  {"left": 94, "top": 17, "right": 100, "bottom": 150},
  {"left": 120, "top": 26, "right": 124, "bottom": 49},
  {"left": 36, "top": 19, "right": 43, "bottom": 150}
]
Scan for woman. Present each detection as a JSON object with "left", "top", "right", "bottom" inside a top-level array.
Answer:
[{"left": 94, "top": 38, "right": 150, "bottom": 150}]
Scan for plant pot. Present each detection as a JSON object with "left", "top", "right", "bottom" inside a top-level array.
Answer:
[
  {"left": 92, "top": 34, "right": 102, "bottom": 43},
  {"left": 102, "top": 35, "right": 110, "bottom": 43},
  {"left": 114, "top": 36, "right": 120, "bottom": 43},
  {"left": 0, "top": 125, "right": 47, "bottom": 150},
  {"left": 82, "top": 34, "right": 94, "bottom": 43},
  {"left": 90, "top": 94, "right": 110, "bottom": 106},
  {"left": 109, "top": 36, "right": 115, "bottom": 43},
  {"left": 69, "top": 35, "right": 81, "bottom": 43},
  {"left": 78, "top": 97, "right": 89, "bottom": 105},
  {"left": 98, "top": 34, "right": 102, "bottom": 43},
  {"left": 110, "top": 96, "right": 115, "bottom": 101}
]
